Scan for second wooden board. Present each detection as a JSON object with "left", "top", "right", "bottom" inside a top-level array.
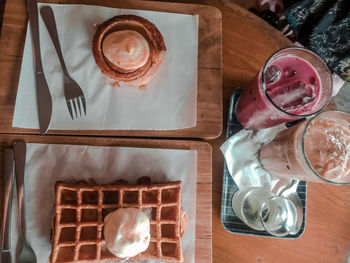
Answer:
[{"left": 0, "top": 134, "right": 212, "bottom": 262}]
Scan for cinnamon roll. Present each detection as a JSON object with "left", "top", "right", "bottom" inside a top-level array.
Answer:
[{"left": 92, "top": 15, "right": 166, "bottom": 87}]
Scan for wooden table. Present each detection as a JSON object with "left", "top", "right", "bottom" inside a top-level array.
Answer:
[
  {"left": 200, "top": 1, "right": 350, "bottom": 263},
  {"left": 1, "top": 0, "right": 350, "bottom": 263}
]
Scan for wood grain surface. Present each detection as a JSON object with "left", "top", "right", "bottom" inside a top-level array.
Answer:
[
  {"left": 0, "top": 0, "right": 222, "bottom": 139},
  {"left": 0, "top": 135, "right": 212, "bottom": 262},
  {"left": 201, "top": 1, "right": 350, "bottom": 263},
  {"left": 1, "top": 0, "right": 350, "bottom": 263}
]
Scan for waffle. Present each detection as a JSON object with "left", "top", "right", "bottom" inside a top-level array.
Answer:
[
  {"left": 50, "top": 179, "right": 184, "bottom": 262},
  {"left": 92, "top": 15, "right": 166, "bottom": 87}
]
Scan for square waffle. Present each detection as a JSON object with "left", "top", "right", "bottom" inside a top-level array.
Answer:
[{"left": 51, "top": 180, "right": 184, "bottom": 262}]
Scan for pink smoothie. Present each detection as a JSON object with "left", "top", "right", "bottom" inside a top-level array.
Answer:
[{"left": 236, "top": 55, "right": 322, "bottom": 130}]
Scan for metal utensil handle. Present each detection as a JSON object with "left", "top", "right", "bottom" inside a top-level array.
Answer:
[
  {"left": 0, "top": 149, "right": 14, "bottom": 252},
  {"left": 14, "top": 141, "right": 27, "bottom": 241},
  {"left": 40, "top": 6, "right": 69, "bottom": 76},
  {"left": 27, "top": 0, "right": 43, "bottom": 73}
]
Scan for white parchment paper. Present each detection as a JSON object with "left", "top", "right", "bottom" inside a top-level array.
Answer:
[
  {"left": 11, "top": 143, "right": 197, "bottom": 263},
  {"left": 13, "top": 3, "right": 198, "bottom": 130}
]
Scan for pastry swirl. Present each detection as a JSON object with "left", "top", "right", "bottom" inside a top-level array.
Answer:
[{"left": 92, "top": 15, "right": 166, "bottom": 87}]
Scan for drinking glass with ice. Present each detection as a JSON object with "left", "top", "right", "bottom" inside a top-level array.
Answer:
[
  {"left": 259, "top": 110, "right": 350, "bottom": 185},
  {"left": 235, "top": 47, "right": 333, "bottom": 130}
]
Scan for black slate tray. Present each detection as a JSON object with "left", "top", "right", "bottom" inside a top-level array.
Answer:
[{"left": 220, "top": 88, "right": 307, "bottom": 238}]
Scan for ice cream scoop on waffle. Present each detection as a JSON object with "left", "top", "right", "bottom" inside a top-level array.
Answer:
[{"left": 50, "top": 177, "right": 187, "bottom": 262}]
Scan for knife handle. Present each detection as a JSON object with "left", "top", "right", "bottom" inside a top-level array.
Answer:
[
  {"left": 14, "top": 141, "right": 27, "bottom": 238},
  {"left": 27, "top": 0, "right": 43, "bottom": 73},
  {"left": 0, "top": 149, "right": 14, "bottom": 252},
  {"left": 27, "top": 0, "right": 53, "bottom": 135}
]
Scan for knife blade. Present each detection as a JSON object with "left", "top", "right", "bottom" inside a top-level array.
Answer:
[
  {"left": 27, "top": 0, "right": 52, "bottom": 135},
  {"left": 0, "top": 149, "right": 14, "bottom": 263}
]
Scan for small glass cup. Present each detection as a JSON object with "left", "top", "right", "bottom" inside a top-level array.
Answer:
[
  {"left": 259, "top": 196, "right": 301, "bottom": 237},
  {"left": 232, "top": 187, "right": 274, "bottom": 231},
  {"left": 235, "top": 47, "right": 333, "bottom": 130},
  {"left": 231, "top": 187, "right": 300, "bottom": 237},
  {"left": 259, "top": 110, "right": 350, "bottom": 184}
]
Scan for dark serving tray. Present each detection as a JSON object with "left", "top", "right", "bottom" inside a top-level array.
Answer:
[{"left": 220, "top": 88, "right": 307, "bottom": 238}]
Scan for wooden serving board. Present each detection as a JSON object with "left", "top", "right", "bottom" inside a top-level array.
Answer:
[
  {"left": 0, "top": 134, "right": 212, "bottom": 262},
  {"left": 0, "top": 0, "right": 222, "bottom": 139}
]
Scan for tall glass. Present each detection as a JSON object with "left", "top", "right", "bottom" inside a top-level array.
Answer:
[
  {"left": 235, "top": 47, "right": 333, "bottom": 130},
  {"left": 259, "top": 111, "right": 350, "bottom": 184}
]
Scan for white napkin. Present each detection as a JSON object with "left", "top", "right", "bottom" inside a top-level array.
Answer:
[
  {"left": 11, "top": 143, "right": 197, "bottom": 263},
  {"left": 13, "top": 3, "right": 198, "bottom": 130}
]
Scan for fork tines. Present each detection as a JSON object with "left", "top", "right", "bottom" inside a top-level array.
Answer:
[{"left": 66, "top": 96, "right": 86, "bottom": 120}]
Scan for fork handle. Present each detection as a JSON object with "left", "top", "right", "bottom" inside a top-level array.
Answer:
[
  {"left": 0, "top": 149, "right": 14, "bottom": 252},
  {"left": 40, "top": 6, "right": 69, "bottom": 76}
]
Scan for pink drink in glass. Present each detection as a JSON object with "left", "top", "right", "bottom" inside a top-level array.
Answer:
[{"left": 235, "top": 47, "right": 332, "bottom": 130}]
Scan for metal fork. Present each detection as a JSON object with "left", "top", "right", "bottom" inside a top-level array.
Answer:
[{"left": 40, "top": 6, "right": 86, "bottom": 119}]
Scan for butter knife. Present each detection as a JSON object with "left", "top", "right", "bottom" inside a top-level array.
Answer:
[
  {"left": 13, "top": 141, "right": 26, "bottom": 236},
  {"left": 27, "top": 0, "right": 52, "bottom": 135},
  {"left": 14, "top": 141, "right": 37, "bottom": 263},
  {"left": 0, "top": 149, "right": 14, "bottom": 263}
]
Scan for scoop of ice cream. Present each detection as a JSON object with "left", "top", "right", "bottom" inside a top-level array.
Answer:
[
  {"left": 104, "top": 207, "right": 150, "bottom": 258},
  {"left": 102, "top": 30, "right": 150, "bottom": 72}
]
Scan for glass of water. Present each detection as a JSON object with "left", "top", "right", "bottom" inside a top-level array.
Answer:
[
  {"left": 232, "top": 187, "right": 300, "bottom": 236},
  {"left": 232, "top": 187, "right": 274, "bottom": 231},
  {"left": 259, "top": 196, "right": 301, "bottom": 236}
]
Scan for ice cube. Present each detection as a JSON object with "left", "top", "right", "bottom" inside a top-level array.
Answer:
[
  {"left": 283, "top": 69, "right": 296, "bottom": 78},
  {"left": 315, "top": 125, "right": 350, "bottom": 180},
  {"left": 268, "top": 80, "right": 316, "bottom": 111},
  {"left": 264, "top": 65, "right": 281, "bottom": 84},
  {"left": 304, "top": 115, "right": 350, "bottom": 182}
]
